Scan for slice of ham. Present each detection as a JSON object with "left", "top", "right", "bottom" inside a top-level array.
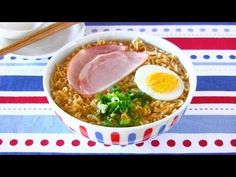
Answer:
[
  {"left": 67, "top": 44, "right": 127, "bottom": 92},
  {"left": 78, "top": 51, "right": 148, "bottom": 95}
]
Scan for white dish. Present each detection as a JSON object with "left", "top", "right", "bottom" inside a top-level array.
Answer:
[
  {"left": 0, "top": 22, "right": 45, "bottom": 40},
  {"left": 0, "top": 22, "right": 85, "bottom": 57}
]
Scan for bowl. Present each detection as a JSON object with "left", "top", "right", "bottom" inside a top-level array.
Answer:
[
  {"left": 0, "top": 22, "right": 45, "bottom": 39},
  {"left": 0, "top": 22, "right": 86, "bottom": 57},
  {"left": 12, "top": 22, "right": 86, "bottom": 57},
  {"left": 43, "top": 31, "right": 197, "bottom": 145}
]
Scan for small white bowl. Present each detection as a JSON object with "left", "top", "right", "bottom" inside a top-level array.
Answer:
[
  {"left": 43, "top": 31, "right": 197, "bottom": 145},
  {"left": 0, "top": 22, "right": 45, "bottom": 39}
]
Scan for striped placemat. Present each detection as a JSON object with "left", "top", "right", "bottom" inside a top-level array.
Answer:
[{"left": 0, "top": 23, "right": 236, "bottom": 154}]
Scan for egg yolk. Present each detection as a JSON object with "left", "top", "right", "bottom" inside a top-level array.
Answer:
[{"left": 146, "top": 72, "right": 179, "bottom": 93}]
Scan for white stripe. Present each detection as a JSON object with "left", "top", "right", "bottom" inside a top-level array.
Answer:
[
  {"left": 184, "top": 50, "right": 236, "bottom": 63},
  {"left": 194, "top": 91, "right": 236, "bottom": 97},
  {"left": 1, "top": 54, "right": 49, "bottom": 63},
  {"left": 185, "top": 104, "right": 236, "bottom": 115},
  {"left": 1, "top": 50, "right": 236, "bottom": 64},
  {"left": 1, "top": 50, "right": 235, "bottom": 66},
  {"left": 0, "top": 104, "right": 53, "bottom": 115},
  {"left": 0, "top": 66, "right": 45, "bottom": 76},
  {"left": 194, "top": 65, "right": 236, "bottom": 76},
  {"left": 0, "top": 91, "right": 46, "bottom": 96},
  {"left": 0, "top": 103, "right": 235, "bottom": 116},
  {"left": 86, "top": 25, "right": 236, "bottom": 37},
  {"left": 1, "top": 51, "right": 236, "bottom": 77},
  {"left": 2, "top": 65, "right": 236, "bottom": 77},
  {"left": 1, "top": 64, "right": 236, "bottom": 77},
  {"left": 0, "top": 133, "right": 235, "bottom": 154},
  {"left": 2, "top": 64, "right": 236, "bottom": 76}
]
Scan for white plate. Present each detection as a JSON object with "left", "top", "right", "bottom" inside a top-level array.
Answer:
[{"left": 0, "top": 22, "right": 85, "bottom": 58}]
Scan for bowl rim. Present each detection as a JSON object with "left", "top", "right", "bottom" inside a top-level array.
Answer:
[{"left": 43, "top": 31, "right": 197, "bottom": 131}]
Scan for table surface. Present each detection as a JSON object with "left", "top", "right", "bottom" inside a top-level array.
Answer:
[{"left": 0, "top": 22, "right": 236, "bottom": 154}]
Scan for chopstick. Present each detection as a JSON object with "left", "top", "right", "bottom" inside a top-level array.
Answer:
[{"left": 0, "top": 22, "right": 78, "bottom": 56}]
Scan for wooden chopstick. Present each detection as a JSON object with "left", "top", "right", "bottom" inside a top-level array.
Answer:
[{"left": 0, "top": 22, "right": 77, "bottom": 56}]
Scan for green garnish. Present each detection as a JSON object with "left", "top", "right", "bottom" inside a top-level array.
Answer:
[
  {"left": 96, "top": 86, "right": 152, "bottom": 127},
  {"left": 120, "top": 117, "right": 131, "bottom": 126}
]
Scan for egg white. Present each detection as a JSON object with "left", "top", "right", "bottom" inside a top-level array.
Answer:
[{"left": 134, "top": 65, "right": 184, "bottom": 101}]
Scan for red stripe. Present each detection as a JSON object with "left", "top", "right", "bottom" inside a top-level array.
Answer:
[
  {"left": 191, "top": 96, "right": 236, "bottom": 104},
  {"left": 143, "top": 128, "right": 153, "bottom": 141},
  {"left": 165, "top": 38, "right": 236, "bottom": 49},
  {"left": 170, "top": 115, "right": 180, "bottom": 127},
  {"left": 111, "top": 132, "right": 120, "bottom": 145},
  {"left": 0, "top": 96, "right": 48, "bottom": 104},
  {"left": 79, "top": 126, "right": 89, "bottom": 138}
]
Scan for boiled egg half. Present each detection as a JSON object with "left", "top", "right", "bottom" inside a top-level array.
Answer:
[{"left": 134, "top": 65, "right": 184, "bottom": 100}]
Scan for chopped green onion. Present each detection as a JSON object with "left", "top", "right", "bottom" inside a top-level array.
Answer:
[
  {"left": 97, "top": 101, "right": 108, "bottom": 114},
  {"left": 120, "top": 117, "right": 131, "bottom": 126},
  {"left": 97, "top": 85, "right": 152, "bottom": 127}
]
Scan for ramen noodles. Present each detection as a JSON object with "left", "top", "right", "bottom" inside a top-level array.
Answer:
[{"left": 50, "top": 39, "right": 189, "bottom": 127}]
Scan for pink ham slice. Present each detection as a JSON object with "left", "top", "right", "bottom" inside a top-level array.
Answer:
[
  {"left": 78, "top": 51, "right": 148, "bottom": 95},
  {"left": 67, "top": 44, "right": 127, "bottom": 92}
]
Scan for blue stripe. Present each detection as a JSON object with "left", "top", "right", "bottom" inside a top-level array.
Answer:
[
  {"left": 169, "top": 115, "right": 236, "bottom": 133},
  {"left": 95, "top": 132, "right": 104, "bottom": 143},
  {"left": 197, "top": 76, "right": 236, "bottom": 91},
  {"left": 0, "top": 115, "right": 72, "bottom": 133},
  {"left": 128, "top": 133, "right": 136, "bottom": 144},
  {"left": 0, "top": 115, "right": 236, "bottom": 134},
  {"left": 193, "top": 62, "right": 236, "bottom": 66},
  {"left": 1, "top": 76, "right": 236, "bottom": 91},
  {"left": 85, "top": 22, "right": 236, "bottom": 26},
  {"left": 0, "top": 76, "right": 43, "bottom": 91},
  {"left": 158, "top": 124, "right": 166, "bottom": 134},
  {"left": 0, "top": 63, "right": 47, "bottom": 66}
]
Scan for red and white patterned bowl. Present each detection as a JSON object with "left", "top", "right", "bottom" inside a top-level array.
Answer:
[{"left": 43, "top": 31, "right": 197, "bottom": 145}]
